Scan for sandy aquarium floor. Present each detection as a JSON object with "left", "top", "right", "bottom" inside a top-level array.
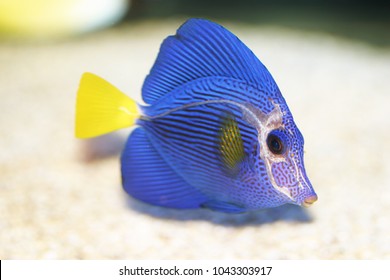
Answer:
[{"left": 0, "top": 19, "right": 389, "bottom": 259}]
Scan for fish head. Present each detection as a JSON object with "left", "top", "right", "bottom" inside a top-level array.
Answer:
[
  {"left": 245, "top": 99, "right": 317, "bottom": 207},
  {"left": 264, "top": 125, "right": 318, "bottom": 207}
]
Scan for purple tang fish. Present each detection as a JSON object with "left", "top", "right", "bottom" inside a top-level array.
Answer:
[{"left": 75, "top": 18, "right": 318, "bottom": 213}]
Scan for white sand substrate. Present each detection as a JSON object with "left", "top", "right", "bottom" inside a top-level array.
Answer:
[{"left": 0, "top": 19, "right": 389, "bottom": 259}]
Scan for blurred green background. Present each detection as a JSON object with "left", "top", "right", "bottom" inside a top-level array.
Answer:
[
  {"left": 1, "top": 0, "right": 389, "bottom": 46},
  {"left": 127, "top": 0, "right": 390, "bottom": 46}
]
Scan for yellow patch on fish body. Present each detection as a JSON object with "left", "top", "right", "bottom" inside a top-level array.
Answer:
[{"left": 219, "top": 116, "right": 245, "bottom": 171}]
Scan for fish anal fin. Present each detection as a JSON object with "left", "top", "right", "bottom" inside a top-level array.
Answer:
[{"left": 121, "top": 127, "right": 208, "bottom": 209}]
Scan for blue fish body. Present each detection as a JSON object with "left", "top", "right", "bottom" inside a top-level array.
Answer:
[
  {"left": 119, "top": 19, "right": 318, "bottom": 213},
  {"left": 74, "top": 18, "right": 317, "bottom": 213}
]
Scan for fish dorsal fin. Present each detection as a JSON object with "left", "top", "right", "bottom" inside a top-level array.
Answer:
[
  {"left": 142, "top": 18, "right": 275, "bottom": 104},
  {"left": 219, "top": 115, "right": 245, "bottom": 173}
]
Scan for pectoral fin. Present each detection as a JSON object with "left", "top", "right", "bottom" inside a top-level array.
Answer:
[
  {"left": 201, "top": 200, "right": 246, "bottom": 213},
  {"left": 219, "top": 115, "right": 245, "bottom": 174}
]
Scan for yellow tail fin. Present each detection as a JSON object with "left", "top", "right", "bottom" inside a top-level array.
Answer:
[{"left": 75, "top": 72, "right": 140, "bottom": 138}]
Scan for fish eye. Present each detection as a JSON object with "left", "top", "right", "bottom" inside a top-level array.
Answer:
[{"left": 267, "top": 132, "right": 285, "bottom": 155}]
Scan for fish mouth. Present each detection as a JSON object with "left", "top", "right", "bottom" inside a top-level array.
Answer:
[{"left": 301, "top": 194, "right": 318, "bottom": 208}]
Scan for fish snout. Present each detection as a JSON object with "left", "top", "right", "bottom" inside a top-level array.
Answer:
[{"left": 301, "top": 194, "right": 318, "bottom": 208}]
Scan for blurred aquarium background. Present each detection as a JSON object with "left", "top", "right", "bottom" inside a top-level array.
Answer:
[
  {"left": 0, "top": 0, "right": 389, "bottom": 45},
  {"left": 127, "top": 0, "right": 390, "bottom": 46},
  {"left": 0, "top": 0, "right": 389, "bottom": 259}
]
